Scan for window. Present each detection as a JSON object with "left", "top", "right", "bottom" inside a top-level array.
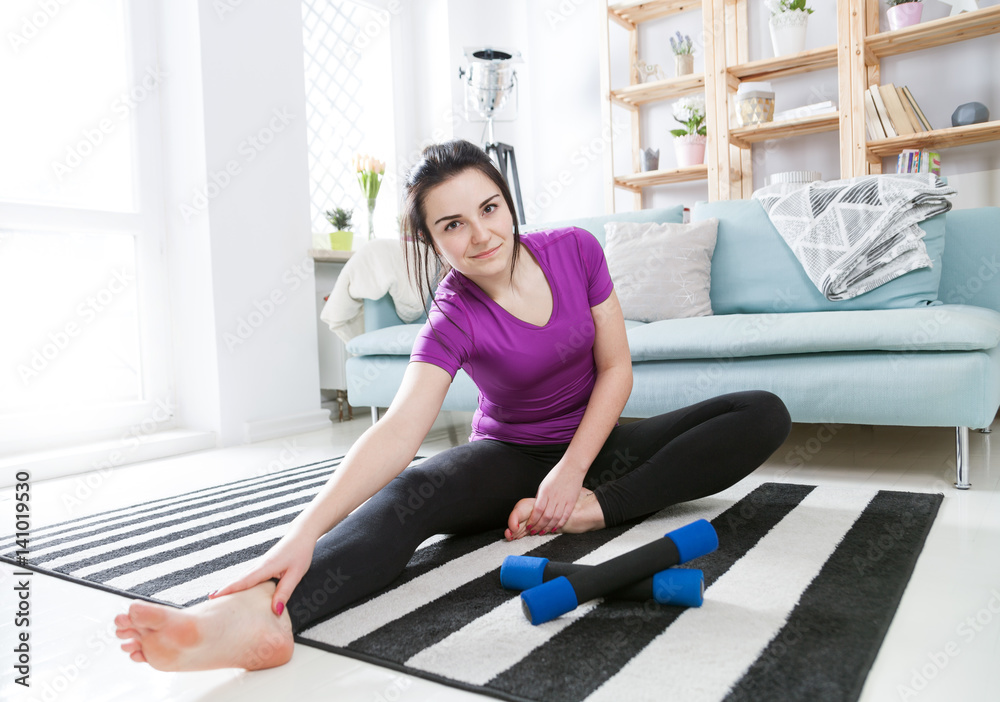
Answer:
[
  {"left": 0, "top": 0, "right": 173, "bottom": 455},
  {"left": 301, "top": 0, "right": 397, "bottom": 241}
]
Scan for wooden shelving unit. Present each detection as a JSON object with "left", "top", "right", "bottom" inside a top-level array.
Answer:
[
  {"left": 611, "top": 74, "right": 705, "bottom": 107},
  {"left": 599, "top": 0, "right": 708, "bottom": 211},
  {"left": 866, "top": 120, "right": 1000, "bottom": 158},
  {"left": 728, "top": 45, "right": 838, "bottom": 83},
  {"left": 599, "top": 0, "right": 1000, "bottom": 206},
  {"left": 847, "top": 2, "right": 1000, "bottom": 173},
  {"left": 608, "top": 0, "right": 698, "bottom": 26},
  {"left": 729, "top": 112, "right": 840, "bottom": 148},
  {"left": 615, "top": 165, "right": 709, "bottom": 190},
  {"left": 865, "top": 5, "right": 1000, "bottom": 59}
]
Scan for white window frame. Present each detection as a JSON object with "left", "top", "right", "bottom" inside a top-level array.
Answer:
[{"left": 0, "top": 0, "right": 174, "bottom": 457}]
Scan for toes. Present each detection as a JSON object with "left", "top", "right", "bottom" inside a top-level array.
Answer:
[
  {"left": 121, "top": 639, "right": 142, "bottom": 654},
  {"left": 128, "top": 601, "right": 168, "bottom": 629},
  {"left": 129, "top": 650, "right": 148, "bottom": 663},
  {"left": 116, "top": 627, "right": 140, "bottom": 640}
]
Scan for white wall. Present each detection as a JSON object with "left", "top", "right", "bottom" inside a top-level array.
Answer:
[{"left": 158, "top": 0, "right": 330, "bottom": 447}]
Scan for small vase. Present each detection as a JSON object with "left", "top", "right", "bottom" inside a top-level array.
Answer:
[
  {"left": 769, "top": 10, "right": 809, "bottom": 57},
  {"left": 674, "top": 134, "right": 707, "bottom": 168},
  {"left": 366, "top": 198, "right": 376, "bottom": 240},
  {"left": 886, "top": 3, "right": 923, "bottom": 31},
  {"left": 675, "top": 54, "right": 694, "bottom": 77},
  {"left": 641, "top": 147, "right": 660, "bottom": 172}
]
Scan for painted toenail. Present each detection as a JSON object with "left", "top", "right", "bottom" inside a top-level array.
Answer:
[{"left": 275, "top": 601, "right": 284, "bottom": 616}]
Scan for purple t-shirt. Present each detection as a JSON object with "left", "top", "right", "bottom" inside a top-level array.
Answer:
[{"left": 410, "top": 227, "right": 615, "bottom": 444}]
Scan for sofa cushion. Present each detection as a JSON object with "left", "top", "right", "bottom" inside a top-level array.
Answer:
[
  {"left": 626, "top": 304, "right": 1000, "bottom": 361},
  {"left": 524, "top": 205, "right": 685, "bottom": 247},
  {"left": 692, "top": 199, "right": 946, "bottom": 314},
  {"left": 348, "top": 306, "right": 1000, "bottom": 361},
  {"left": 604, "top": 219, "right": 718, "bottom": 322},
  {"left": 939, "top": 207, "right": 1000, "bottom": 312}
]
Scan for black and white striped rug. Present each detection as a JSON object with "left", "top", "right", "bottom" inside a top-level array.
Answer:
[{"left": 0, "top": 457, "right": 942, "bottom": 702}]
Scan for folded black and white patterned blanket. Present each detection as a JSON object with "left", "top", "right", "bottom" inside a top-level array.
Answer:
[{"left": 752, "top": 174, "right": 955, "bottom": 300}]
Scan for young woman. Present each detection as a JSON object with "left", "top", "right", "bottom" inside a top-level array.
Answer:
[{"left": 114, "top": 140, "right": 791, "bottom": 671}]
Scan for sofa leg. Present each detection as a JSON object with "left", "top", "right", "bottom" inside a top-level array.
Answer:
[
  {"left": 371, "top": 406, "right": 379, "bottom": 425},
  {"left": 955, "top": 426, "right": 971, "bottom": 490}
]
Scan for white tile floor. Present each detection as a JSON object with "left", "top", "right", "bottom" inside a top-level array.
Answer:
[{"left": 1, "top": 411, "right": 998, "bottom": 702}]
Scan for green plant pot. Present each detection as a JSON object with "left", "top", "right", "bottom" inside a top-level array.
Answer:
[{"left": 329, "top": 230, "right": 353, "bottom": 250}]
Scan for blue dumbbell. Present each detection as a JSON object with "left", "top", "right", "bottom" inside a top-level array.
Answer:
[
  {"left": 501, "top": 556, "right": 704, "bottom": 607},
  {"left": 520, "top": 519, "right": 718, "bottom": 625}
]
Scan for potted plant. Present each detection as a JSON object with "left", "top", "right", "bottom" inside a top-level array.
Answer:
[
  {"left": 670, "top": 95, "right": 708, "bottom": 168},
  {"left": 325, "top": 207, "right": 354, "bottom": 250},
  {"left": 886, "top": 0, "right": 923, "bottom": 31},
  {"left": 765, "top": 0, "right": 813, "bottom": 57},
  {"left": 669, "top": 31, "right": 695, "bottom": 77}
]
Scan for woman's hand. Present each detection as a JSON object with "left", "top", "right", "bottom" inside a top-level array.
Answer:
[
  {"left": 208, "top": 524, "right": 317, "bottom": 616},
  {"left": 524, "top": 462, "right": 586, "bottom": 536}
]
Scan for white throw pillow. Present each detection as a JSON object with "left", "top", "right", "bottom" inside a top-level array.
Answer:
[{"left": 603, "top": 219, "right": 718, "bottom": 322}]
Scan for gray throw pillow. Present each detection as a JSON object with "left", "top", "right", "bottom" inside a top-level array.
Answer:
[{"left": 604, "top": 219, "right": 718, "bottom": 322}]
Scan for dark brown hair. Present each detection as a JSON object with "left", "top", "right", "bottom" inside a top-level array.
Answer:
[{"left": 401, "top": 139, "right": 521, "bottom": 308}]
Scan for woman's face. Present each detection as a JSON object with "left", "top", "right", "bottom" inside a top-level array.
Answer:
[{"left": 421, "top": 168, "right": 515, "bottom": 286}]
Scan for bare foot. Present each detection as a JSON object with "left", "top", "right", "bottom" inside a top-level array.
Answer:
[
  {"left": 505, "top": 488, "right": 606, "bottom": 541},
  {"left": 114, "top": 580, "right": 294, "bottom": 671}
]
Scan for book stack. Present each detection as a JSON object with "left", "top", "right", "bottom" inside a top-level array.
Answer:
[
  {"left": 772, "top": 101, "right": 838, "bottom": 123},
  {"left": 896, "top": 149, "right": 941, "bottom": 175},
  {"left": 864, "top": 83, "right": 933, "bottom": 140}
]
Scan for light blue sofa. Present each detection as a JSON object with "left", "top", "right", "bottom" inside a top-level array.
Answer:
[{"left": 344, "top": 202, "right": 1000, "bottom": 489}]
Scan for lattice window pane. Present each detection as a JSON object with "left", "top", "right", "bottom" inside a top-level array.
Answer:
[{"left": 301, "top": 0, "right": 396, "bottom": 242}]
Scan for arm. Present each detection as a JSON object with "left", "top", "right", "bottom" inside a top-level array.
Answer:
[
  {"left": 525, "top": 289, "right": 633, "bottom": 535},
  {"left": 211, "top": 360, "right": 453, "bottom": 611},
  {"left": 289, "top": 361, "right": 453, "bottom": 541}
]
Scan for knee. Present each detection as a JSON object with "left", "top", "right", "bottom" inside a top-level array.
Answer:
[{"left": 745, "top": 390, "right": 792, "bottom": 444}]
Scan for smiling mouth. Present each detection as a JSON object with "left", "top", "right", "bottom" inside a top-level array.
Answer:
[{"left": 472, "top": 245, "right": 501, "bottom": 259}]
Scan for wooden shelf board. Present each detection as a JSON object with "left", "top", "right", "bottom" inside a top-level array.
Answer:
[
  {"left": 608, "top": 0, "right": 702, "bottom": 26},
  {"left": 309, "top": 248, "right": 354, "bottom": 262},
  {"left": 867, "top": 5, "right": 1000, "bottom": 59},
  {"left": 729, "top": 112, "right": 840, "bottom": 146},
  {"left": 866, "top": 120, "right": 1000, "bottom": 158},
  {"left": 728, "top": 45, "right": 837, "bottom": 82},
  {"left": 615, "top": 164, "right": 708, "bottom": 188},
  {"left": 611, "top": 74, "right": 705, "bottom": 105}
]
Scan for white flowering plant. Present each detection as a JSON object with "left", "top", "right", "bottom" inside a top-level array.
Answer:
[
  {"left": 670, "top": 95, "right": 707, "bottom": 137},
  {"left": 764, "top": 0, "right": 814, "bottom": 14}
]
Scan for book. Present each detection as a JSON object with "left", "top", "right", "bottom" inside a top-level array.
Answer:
[
  {"left": 925, "top": 151, "right": 941, "bottom": 176},
  {"left": 868, "top": 85, "right": 897, "bottom": 138},
  {"left": 864, "top": 91, "right": 887, "bottom": 140},
  {"left": 772, "top": 102, "right": 838, "bottom": 122},
  {"left": 901, "top": 86, "right": 933, "bottom": 131},
  {"left": 895, "top": 149, "right": 941, "bottom": 175},
  {"left": 896, "top": 86, "right": 925, "bottom": 132},
  {"left": 879, "top": 83, "right": 916, "bottom": 135}
]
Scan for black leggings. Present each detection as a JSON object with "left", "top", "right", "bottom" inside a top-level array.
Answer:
[{"left": 282, "top": 390, "right": 791, "bottom": 632}]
